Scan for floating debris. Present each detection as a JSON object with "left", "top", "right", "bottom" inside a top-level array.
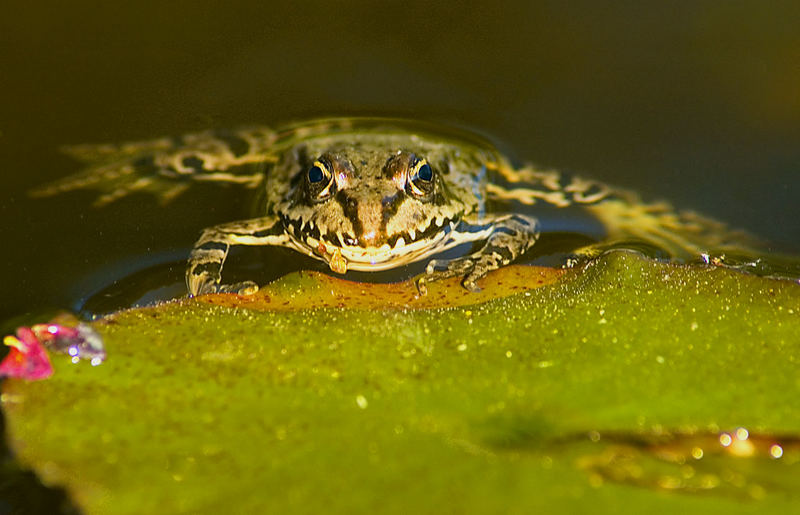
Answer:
[{"left": 31, "top": 323, "right": 106, "bottom": 366}]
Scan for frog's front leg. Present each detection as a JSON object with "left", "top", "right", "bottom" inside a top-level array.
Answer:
[
  {"left": 186, "top": 216, "right": 290, "bottom": 296},
  {"left": 418, "top": 214, "right": 539, "bottom": 293}
]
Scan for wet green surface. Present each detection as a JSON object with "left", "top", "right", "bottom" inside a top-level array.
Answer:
[{"left": 3, "top": 252, "right": 800, "bottom": 513}]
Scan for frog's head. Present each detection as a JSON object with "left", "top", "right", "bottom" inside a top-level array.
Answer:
[{"left": 276, "top": 139, "right": 476, "bottom": 272}]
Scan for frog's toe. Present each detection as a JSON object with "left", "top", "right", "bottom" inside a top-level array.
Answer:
[
  {"left": 186, "top": 271, "right": 259, "bottom": 296},
  {"left": 217, "top": 281, "right": 260, "bottom": 295},
  {"left": 460, "top": 276, "right": 482, "bottom": 293},
  {"left": 187, "top": 268, "right": 221, "bottom": 297},
  {"left": 418, "top": 257, "right": 481, "bottom": 294},
  {"left": 414, "top": 276, "right": 429, "bottom": 296},
  {"left": 425, "top": 257, "right": 475, "bottom": 276}
]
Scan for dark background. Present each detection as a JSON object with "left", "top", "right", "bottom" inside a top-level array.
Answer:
[{"left": 2, "top": 1, "right": 799, "bottom": 324}]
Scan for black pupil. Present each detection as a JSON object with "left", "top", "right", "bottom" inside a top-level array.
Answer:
[
  {"left": 417, "top": 163, "right": 432, "bottom": 181},
  {"left": 308, "top": 165, "right": 324, "bottom": 183}
]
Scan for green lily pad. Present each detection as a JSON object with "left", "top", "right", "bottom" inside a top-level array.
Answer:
[{"left": 3, "top": 251, "right": 800, "bottom": 513}]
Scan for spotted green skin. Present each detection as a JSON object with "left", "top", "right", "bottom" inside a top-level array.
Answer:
[{"left": 32, "top": 118, "right": 741, "bottom": 296}]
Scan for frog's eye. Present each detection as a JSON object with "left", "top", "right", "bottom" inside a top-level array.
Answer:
[
  {"left": 306, "top": 160, "right": 335, "bottom": 200},
  {"left": 407, "top": 158, "right": 435, "bottom": 198}
]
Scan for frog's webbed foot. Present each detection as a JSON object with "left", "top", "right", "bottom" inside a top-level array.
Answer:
[
  {"left": 487, "top": 163, "right": 755, "bottom": 259},
  {"left": 486, "top": 163, "right": 623, "bottom": 208},
  {"left": 416, "top": 214, "right": 539, "bottom": 294},
  {"left": 31, "top": 127, "right": 277, "bottom": 207},
  {"left": 417, "top": 257, "right": 483, "bottom": 294},
  {"left": 187, "top": 250, "right": 261, "bottom": 296},
  {"left": 186, "top": 216, "right": 289, "bottom": 296},
  {"left": 188, "top": 269, "right": 260, "bottom": 296}
]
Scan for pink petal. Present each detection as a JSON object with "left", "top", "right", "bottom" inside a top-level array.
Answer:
[{"left": 0, "top": 327, "right": 54, "bottom": 381}]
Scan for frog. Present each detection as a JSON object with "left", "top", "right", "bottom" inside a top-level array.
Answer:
[{"left": 32, "top": 117, "right": 744, "bottom": 296}]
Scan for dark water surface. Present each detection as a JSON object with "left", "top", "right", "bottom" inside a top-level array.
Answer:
[{"left": 2, "top": 1, "right": 799, "bottom": 324}]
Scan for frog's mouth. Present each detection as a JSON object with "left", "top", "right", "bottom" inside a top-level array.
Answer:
[{"left": 288, "top": 219, "right": 454, "bottom": 273}]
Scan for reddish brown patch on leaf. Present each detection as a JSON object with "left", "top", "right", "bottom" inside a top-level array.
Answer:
[{"left": 196, "top": 265, "right": 566, "bottom": 312}]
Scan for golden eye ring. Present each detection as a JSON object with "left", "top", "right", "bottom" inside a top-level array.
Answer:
[
  {"left": 307, "top": 159, "right": 335, "bottom": 199},
  {"left": 407, "top": 158, "right": 435, "bottom": 198}
]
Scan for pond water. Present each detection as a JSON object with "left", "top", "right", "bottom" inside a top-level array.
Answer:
[{"left": 1, "top": 2, "right": 799, "bottom": 511}]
